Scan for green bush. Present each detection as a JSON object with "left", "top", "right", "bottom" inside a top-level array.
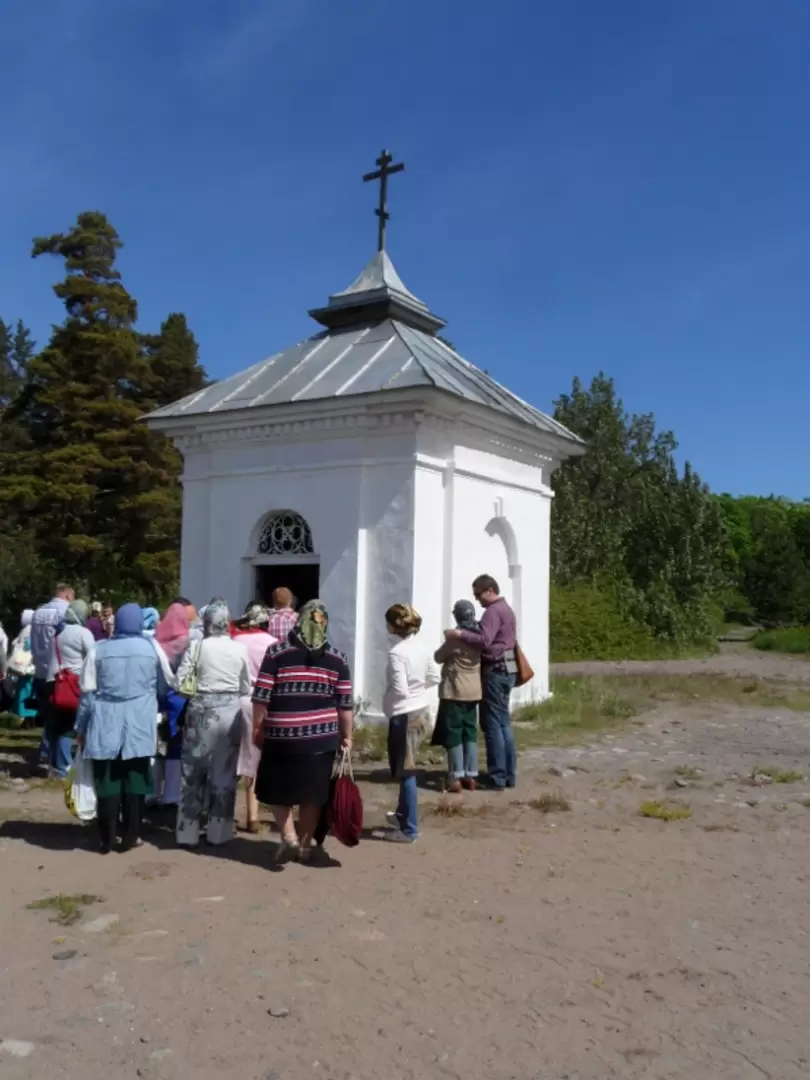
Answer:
[
  {"left": 550, "top": 581, "right": 666, "bottom": 661},
  {"left": 752, "top": 627, "right": 810, "bottom": 655}
]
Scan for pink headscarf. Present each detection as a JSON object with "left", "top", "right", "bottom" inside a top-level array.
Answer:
[{"left": 156, "top": 602, "right": 190, "bottom": 668}]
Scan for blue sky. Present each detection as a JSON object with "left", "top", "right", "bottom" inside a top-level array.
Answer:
[{"left": 2, "top": 0, "right": 808, "bottom": 497}]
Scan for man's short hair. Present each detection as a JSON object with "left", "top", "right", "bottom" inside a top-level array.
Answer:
[
  {"left": 55, "top": 582, "right": 73, "bottom": 597},
  {"left": 273, "top": 587, "right": 293, "bottom": 609},
  {"left": 472, "top": 574, "right": 500, "bottom": 596}
]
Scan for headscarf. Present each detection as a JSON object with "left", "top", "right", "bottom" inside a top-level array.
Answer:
[
  {"left": 203, "top": 600, "right": 231, "bottom": 637},
  {"left": 234, "top": 603, "right": 271, "bottom": 631},
  {"left": 385, "top": 603, "right": 422, "bottom": 637},
  {"left": 452, "top": 599, "right": 478, "bottom": 631},
  {"left": 91, "top": 601, "right": 102, "bottom": 616},
  {"left": 64, "top": 599, "right": 89, "bottom": 626},
  {"left": 296, "top": 599, "right": 328, "bottom": 650},
  {"left": 141, "top": 607, "right": 159, "bottom": 632},
  {"left": 156, "top": 602, "right": 190, "bottom": 663},
  {"left": 115, "top": 603, "right": 145, "bottom": 638},
  {"left": 21, "top": 609, "right": 34, "bottom": 628}
]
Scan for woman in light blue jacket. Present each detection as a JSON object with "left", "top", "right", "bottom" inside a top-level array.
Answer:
[{"left": 76, "top": 603, "right": 175, "bottom": 854}]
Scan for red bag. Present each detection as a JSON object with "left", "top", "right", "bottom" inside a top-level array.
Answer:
[
  {"left": 51, "top": 638, "right": 81, "bottom": 711},
  {"left": 327, "top": 748, "right": 363, "bottom": 847}
]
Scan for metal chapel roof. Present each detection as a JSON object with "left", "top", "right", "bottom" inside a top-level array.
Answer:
[{"left": 147, "top": 251, "right": 584, "bottom": 448}]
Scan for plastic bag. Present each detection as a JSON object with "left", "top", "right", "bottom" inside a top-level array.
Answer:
[{"left": 64, "top": 748, "right": 97, "bottom": 822}]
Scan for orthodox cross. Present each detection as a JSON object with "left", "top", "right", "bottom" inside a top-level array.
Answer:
[{"left": 363, "top": 149, "right": 405, "bottom": 252}]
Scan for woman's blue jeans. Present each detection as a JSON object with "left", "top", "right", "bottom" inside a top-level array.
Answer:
[
  {"left": 388, "top": 713, "right": 419, "bottom": 839},
  {"left": 395, "top": 775, "right": 419, "bottom": 840}
]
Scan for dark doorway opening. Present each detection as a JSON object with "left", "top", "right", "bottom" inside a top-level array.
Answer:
[{"left": 255, "top": 563, "right": 320, "bottom": 610}]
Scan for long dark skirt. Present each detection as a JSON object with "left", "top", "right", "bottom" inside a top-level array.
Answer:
[{"left": 255, "top": 746, "right": 335, "bottom": 808}]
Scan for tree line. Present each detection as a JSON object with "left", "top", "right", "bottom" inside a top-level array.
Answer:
[
  {"left": 550, "top": 375, "right": 809, "bottom": 658},
  {"left": 0, "top": 210, "right": 806, "bottom": 654}
]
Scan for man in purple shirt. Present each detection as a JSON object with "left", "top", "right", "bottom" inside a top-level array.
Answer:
[{"left": 445, "top": 574, "right": 518, "bottom": 790}]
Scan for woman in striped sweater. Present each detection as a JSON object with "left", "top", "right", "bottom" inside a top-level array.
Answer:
[{"left": 251, "top": 600, "right": 353, "bottom": 862}]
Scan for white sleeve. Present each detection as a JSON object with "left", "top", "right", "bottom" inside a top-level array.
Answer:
[
  {"left": 80, "top": 647, "right": 98, "bottom": 693},
  {"left": 239, "top": 653, "right": 252, "bottom": 696},
  {"left": 153, "top": 640, "right": 178, "bottom": 691},
  {"left": 388, "top": 651, "right": 409, "bottom": 699},
  {"left": 425, "top": 654, "right": 441, "bottom": 689}
]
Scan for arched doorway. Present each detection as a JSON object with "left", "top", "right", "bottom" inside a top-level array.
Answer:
[
  {"left": 483, "top": 514, "right": 522, "bottom": 636},
  {"left": 251, "top": 511, "right": 320, "bottom": 609}
]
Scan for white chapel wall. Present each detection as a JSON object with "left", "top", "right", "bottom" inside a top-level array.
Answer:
[
  {"left": 447, "top": 443, "right": 553, "bottom": 702},
  {"left": 180, "top": 434, "right": 364, "bottom": 664},
  {"left": 179, "top": 429, "right": 419, "bottom": 711}
]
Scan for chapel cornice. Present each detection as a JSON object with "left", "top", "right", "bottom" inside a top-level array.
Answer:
[{"left": 163, "top": 388, "right": 567, "bottom": 470}]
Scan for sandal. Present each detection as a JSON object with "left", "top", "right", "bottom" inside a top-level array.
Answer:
[
  {"left": 246, "top": 820, "right": 261, "bottom": 835},
  {"left": 275, "top": 837, "right": 300, "bottom": 863}
]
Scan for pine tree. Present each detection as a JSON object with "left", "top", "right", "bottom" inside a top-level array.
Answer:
[
  {"left": 143, "top": 312, "right": 207, "bottom": 405},
  {"left": 0, "top": 211, "right": 205, "bottom": 599}
]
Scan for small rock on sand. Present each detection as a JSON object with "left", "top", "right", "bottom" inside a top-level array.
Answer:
[
  {"left": 268, "top": 1007, "right": 290, "bottom": 1019},
  {"left": 0, "top": 1040, "right": 35, "bottom": 1058},
  {"left": 84, "top": 914, "right": 120, "bottom": 933}
]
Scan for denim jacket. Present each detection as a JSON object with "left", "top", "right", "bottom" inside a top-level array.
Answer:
[{"left": 76, "top": 636, "right": 172, "bottom": 761}]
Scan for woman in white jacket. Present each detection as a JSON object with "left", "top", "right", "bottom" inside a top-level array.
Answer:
[{"left": 381, "top": 603, "right": 440, "bottom": 843}]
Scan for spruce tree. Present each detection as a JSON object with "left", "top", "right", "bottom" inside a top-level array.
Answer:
[
  {"left": 0, "top": 318, "right": 13, "bottom": 407},
  {"left": 12, "top": 320, "right": 35, "bottom": 377},
  {"left": 0, "top": 317, "right": 33, "bottom": 408}
]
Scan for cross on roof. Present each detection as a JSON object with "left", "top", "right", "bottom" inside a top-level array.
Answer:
[{"left": 362, "top": 149, "right": 405, "bottom": 252}]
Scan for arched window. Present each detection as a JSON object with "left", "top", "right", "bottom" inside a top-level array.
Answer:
[{"left": 257, "top": 511, "right": 314, "bottom": 556}]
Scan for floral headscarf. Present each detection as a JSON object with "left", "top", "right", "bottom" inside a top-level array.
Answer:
[
  {"left": 156, "top": 602, "right": 190, "bottom": 664},
  {"left": 203, "top": 600, "right": 231, "bottom": 637},
  {"left": 296, "top": 599, "right": 329, "bottom": 650},
  {"left": 234, "top": 603, "right": 271, "bottom": 630},
  {"left": 385, "top": 603, "right": 422, "bottom": 638}
]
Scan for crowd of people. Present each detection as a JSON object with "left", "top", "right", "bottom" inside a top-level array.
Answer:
[{"left": 0, "top": 575, "right": 520, "bottom": 858}]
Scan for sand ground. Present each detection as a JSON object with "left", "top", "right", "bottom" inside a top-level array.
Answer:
[{"left": 1, "top": 648, "right": 809, "bottom": 1080}]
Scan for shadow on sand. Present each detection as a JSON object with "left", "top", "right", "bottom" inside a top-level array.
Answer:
[{"left": 0, "top": 813, "right": 342, "bottom": 871}]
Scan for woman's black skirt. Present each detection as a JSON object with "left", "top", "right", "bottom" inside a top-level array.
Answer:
[{"left": 255, "top": 746, "right": 335, "bottom": 808}]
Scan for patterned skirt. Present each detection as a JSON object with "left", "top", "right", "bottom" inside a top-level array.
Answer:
[{"left": 176, "top": 692, "right": 241, "bottom": 847}]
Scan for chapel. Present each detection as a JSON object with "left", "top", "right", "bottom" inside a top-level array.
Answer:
[{"left": 146, "top": 152, "right": 584, "bottom": 714}]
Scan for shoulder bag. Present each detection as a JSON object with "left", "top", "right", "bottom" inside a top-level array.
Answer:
[
  {"left": 179, "top": 641, "right": 202, "bottom": 698},
  {"left": 513, "top": 644, "right": 535, "bottom": 688},
  {"left": 51, "top": 638, "right": 82, "bottom": 711}
]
